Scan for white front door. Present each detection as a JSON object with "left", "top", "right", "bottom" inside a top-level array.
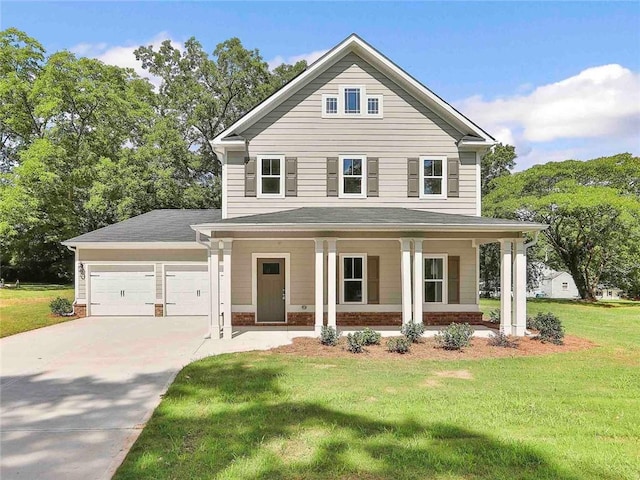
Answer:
[
  {"left": 165, "top": 270, "right": 209, "bottom": 316},
  {"left": 90, "top": 271, "right": 155, "bottom": 316}
]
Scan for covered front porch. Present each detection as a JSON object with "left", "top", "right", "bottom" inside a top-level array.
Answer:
[{"left": 191, "top": 208, "right": 546, "bottom": 339}]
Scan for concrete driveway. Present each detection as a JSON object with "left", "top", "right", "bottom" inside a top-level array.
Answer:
[{"left": 0, "top": 315, "right": 209, "bottom": 480}]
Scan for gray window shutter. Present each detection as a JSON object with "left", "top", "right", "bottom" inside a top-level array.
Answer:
[
  {"left": 447, "top": 158, "right": 459, "bottom": 198},
  {"left": 367, "top": 256, "right": 380, "bottom": 304},
  {"left": 448, "top": 255, "right": 460, "bottom": 304},
  {"left": 285, "top": 157, "right": 297, "bottom": 197},
  {"left": 245, "top": 156, "right": 257, "bottom": 197},
  {"left": 327, "top": 157, "right": 338, "bottom": 197},
  {"left": 367, "top": 157, "right": 379, "bottom": 197},
  {"left": 407, "top": 157, "right": 419, "bottom": 197}
]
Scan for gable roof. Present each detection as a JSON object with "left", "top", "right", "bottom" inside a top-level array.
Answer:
[
  {"left": 192, "top": 207, "right": 547, "bottom": 232},
  {"left": 63, "top": 209, "right": 221, "bottom": 245},
  {"left": 212, "top": 34, "right": 495, "bottom": 147}
]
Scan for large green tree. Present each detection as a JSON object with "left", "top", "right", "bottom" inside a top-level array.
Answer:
[{"left": 485, "top": 153, "right": 640, "bottom": 300}]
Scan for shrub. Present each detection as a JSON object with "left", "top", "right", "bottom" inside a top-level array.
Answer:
[
  {"left": 487, "top": 331, "right": 519, "bottom": 348},
  {"left": 526, "top": 315, "right": 538, "bottom": 330},
  {"left": 435, "top": 323, "right": 474, "bottom": 350},
  {"left": 346, "top": 332, "right": 366, "bottom": 353},
  {"left": 320, "top": 325, "right": 340, "bottom": 346},
  {"left": 488, "top": 309, "right": 501, "bottom": 324},
  {"left": 361, "top": 327, "right": 381, "bottom": 345},
  {"left": 534, "top": 312, "right": 565, "bottom": 345},
  {"left": 386, "top": 337, "right": 410, "bottom": 354},
  {"left": 401, "top": 321, "right": 425, "bottom": 343},
  {"left": 50, "top": 297, "right": 73, "bottom": 316}
]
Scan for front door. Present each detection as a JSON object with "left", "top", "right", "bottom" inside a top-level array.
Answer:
[{"left": 257, "top": 258, "right": 286, "bottom": 322}]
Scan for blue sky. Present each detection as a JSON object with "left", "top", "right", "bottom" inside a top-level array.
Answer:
[{"left": 3, "top": 1, "right": 639, "bottom": 169}]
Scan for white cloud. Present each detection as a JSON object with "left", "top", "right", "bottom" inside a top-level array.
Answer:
[
  {"left": 268, "top": 49, "right": 329, "bottom": 71},
  {"left": 70, "top": 32, "right": 182, "bottom": 88},
  {"left": 455, "top": 64, "right": 640, "bottom": 169}
]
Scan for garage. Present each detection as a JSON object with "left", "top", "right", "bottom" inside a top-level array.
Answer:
[
  {"left": 89, "top": 266, "right": 156, "bottom": 316},
  {"left": 165, "top": 265, "right": 209, "bottom": 316}
]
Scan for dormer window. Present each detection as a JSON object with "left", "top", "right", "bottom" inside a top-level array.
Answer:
[{"left": 323, "top": 86, "right": 383, "bottom": 118}]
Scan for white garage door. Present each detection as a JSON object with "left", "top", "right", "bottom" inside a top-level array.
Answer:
[
  {"left": 90, "top": 270, "right": 156, "bottom": 316},
  {"left": 165, "top": 269, "right": 209, "bottom": 316}
]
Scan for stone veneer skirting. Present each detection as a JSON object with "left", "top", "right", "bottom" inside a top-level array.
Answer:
[
  {"left": 155, "top": 304, "right": 164, "bottom": 317},
  {"left": 232, "top": 311, "right": 488, "bottom": 327},
  {"left": 74, "top": 303, "right": 87, "bottom": 318}
]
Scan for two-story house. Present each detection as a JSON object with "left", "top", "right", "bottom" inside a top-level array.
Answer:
[{"left": 63, "top": 34, "right": 546, "bottom": 338}]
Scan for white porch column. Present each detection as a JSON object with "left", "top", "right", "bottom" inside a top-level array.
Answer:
[
  {"left": 401, "top": 238, "right": 412, "bottom": 324},
  {"left": 412, "top": 239, "right": 423, "bottom": 324},
  {"left": 208, "top": 243, "right": 221, "bottom": 339},
  {"left": 221, "top": 239, "right": 233, "bottom": 340},
  {"left": 326, "top": 239, "right": 337, "bottom": 328},
  {"left": 512, "top": 239, "right": 527, "bottom": 336},
  {"left": 314, "top": 239, "right": 325, "bottom": 334},
  {"left": 500, "top": 240, "right": 512, "bottom": 335}
]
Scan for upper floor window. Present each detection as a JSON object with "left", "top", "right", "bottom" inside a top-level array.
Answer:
[
  {"left": 344, "top": 87, "right": 361, "bottom": 114},
  {"left": 368, "top": 96, "right": 381, "bottom": 115},
  {"left": 323, "top": 94, "right": 338, "bottom": 115},
  {"left": 420, "top": 155, "right": 447, "bottom": 199},
  {"left": 339, "top": 155, "right": 367, "bottom": 198},
  {"left": 323, "top": 86, "right": 383, "bottom": 118},
  {"left": 257, "top": 155, "right": 285, "bottom": 198}
]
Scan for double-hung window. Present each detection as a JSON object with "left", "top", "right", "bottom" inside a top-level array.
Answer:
[
  {"left": 424, "top": 255, "right": 447, "bottom": 303},
  {"left": 419, "top": 156, "right": 447, "bottom": 199},
  {"left": 257, "top": 155, "right": 285, "bottom": 198},
  {"left": 341, "top": 255, "right": 366, "bottom": 304},
  {"left": 339, "top": 155, "right": 366, "bottom": 197}
]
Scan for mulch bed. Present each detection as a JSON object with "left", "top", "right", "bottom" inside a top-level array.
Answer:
[{"left": 268, "top": 335, "right": 595, "bottom": 360}]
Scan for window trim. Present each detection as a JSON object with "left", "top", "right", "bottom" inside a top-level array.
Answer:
[
  {"left": 338, "top": 154, "right": 367, "bottom": 198},
  {"left": 423, "top": 253, "right": 448, "bottom": 304},
  {"left": 256, "top": 154, "right": 285, "bottom": 199},
  {"left": 419, "top": 155, "right": 448, "bottom": 200},
  {"left": 339, "top": 254, "right": 367, "bottom": 304},
  {"left": 322, "top": 94, "right": 338, "bottom": 118},
  {"left": 366, "top": 94, "right": 383, "bottom": 117}
]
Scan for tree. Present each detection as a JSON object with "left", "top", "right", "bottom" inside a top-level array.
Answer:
[
  {"left": 485, "top": 154, "right": 640, "bottom": 300},
  {"left": 479, "top": 144, "right": 517, "bottom": 295}
]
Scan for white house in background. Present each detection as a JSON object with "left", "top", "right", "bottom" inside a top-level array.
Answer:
[
  {"left": 62, "top": 34, "right": 547, "bottom": 338},
  {"left": 532, "top": 269, "right": 580, "bottom": 299},
  {"left": 596, "top": 287, "right": 623, "bottom": 300}
]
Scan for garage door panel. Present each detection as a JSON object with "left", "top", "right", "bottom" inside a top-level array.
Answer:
[
  {"left": 90, "top": 270, "right": 155, "bottom": 316},
  {"left": 165, "top": 270, "right": 209, "bottom": 316}
]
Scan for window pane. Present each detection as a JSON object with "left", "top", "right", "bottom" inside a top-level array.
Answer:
[
  {"left": 326, "top": 97, "right": 337, "bottom": 114},
  {"left": 262, "top": 158, "right": 271, "bottom": 175},
  {"left": 424, "top": 178, "right": 442, "bottom": 195},
  {"left": 344, "top": 177, "right": 362, "bottom": 194},
  {"left": 425, "top": 281, "right": 443, "bottom": 302},
  {"left": 344, "top": 257, "right": 353, "bottom": 279},
  {"left": 424, "top": 258, "right": 444, "bottom": 280},
  {"left": 343, "top": 158, "right": 353, "bottom": 175},
  {"left": 270, "top": 159, "right": 280, "bottom": 175},
  {"left": 368, "top": 97, "right": 379, "bottom": 114},
  {"left": 262, "top": 263, "right": 280, "bottom": 275},
  {"left": 351, "top": 158, "right": 362, "bottom": 175},
  {"left": 353, "top": 257, "right": 363, "bottom": 279},
  {"left": 262, "top": 177, "right": 280, "bottom": 194},
  {"left": 344, "top": 280, "right": 363, "bottom": 302},
  {"left": 433, "top": 159, "right": 442, "bottom": 176},
  {"left": 424, "top": 159, "right": 434, "bottom": 177},
  {"left": 345, "top": 88, "right": 360, "bottom": 113}
]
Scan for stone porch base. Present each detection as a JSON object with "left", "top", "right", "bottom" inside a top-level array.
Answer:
[{"left": 74, "top": 303, "right": 87, "bottom": 318}]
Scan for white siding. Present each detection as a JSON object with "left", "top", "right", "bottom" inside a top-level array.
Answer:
[{"left": 227, "top": 52, "right": 478, "bottom": 218}]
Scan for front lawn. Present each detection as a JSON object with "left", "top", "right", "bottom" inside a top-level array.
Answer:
[
  {"left": 116, "top": 299, "right": 640, "bottom": 480},
  {"left": 0, "top": 284, "right": 75, "bottom": 338}
]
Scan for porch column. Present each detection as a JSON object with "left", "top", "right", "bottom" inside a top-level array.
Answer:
[
  {"left": 500, "top": 240, "right": 512, "bottom": 335},
  {"left": 412, "top": 238, "right": 423, "bottom": 323},
  {"left": 221, "top": 239, "right": 233, "bottom": 340},
  {"left": 512, "top": 239, "right": 527, "bottom": 336},
  {"left": 327, "top": 239, "right": 337, "bottom": 328},
  {"left": 208, "top": 243, "right": 221, "bottom": 339},
  {"left": 401, "top": 238, "right": 412, "bottom": 324},
  {"left": 314, "top": 239, "right": 325, "bottom": 334}
]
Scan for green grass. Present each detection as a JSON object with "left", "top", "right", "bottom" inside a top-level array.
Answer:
[
  {"left": 116, "top": 299, "right": 640, "bottom": 480},
  {"left": 0, "top": 284, "right": 75, "bottom": 337}
]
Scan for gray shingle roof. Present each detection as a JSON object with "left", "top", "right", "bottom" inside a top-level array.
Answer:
[
  {"left": 64, "top": 209, "right": 221, "bottom": 243},
  {"left": 213, "top": 207, "right": 543, "bottom": 228}
]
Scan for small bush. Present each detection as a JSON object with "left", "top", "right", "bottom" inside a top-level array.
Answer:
[
  {"left": 487, "top": 331, "right": 519, "bottom": 348},
  {"left": 361, "top": 327, "right": 381, "bottom": 345},
  {"left": 50, "top": 297, "right": 73, "bottom": 316},
  {"left": 534, "top": 312, "right": 565, "bottom": 345},
  {"left": 320, "top": 326, "right": 340, "bottom": 346},
  {"left": 526, "top": 315, "right": 538, "bottom": 330},
  {"left": 435, "top": 323, "right": 474, "bottom": 350},
  {"left": 346, "top": 332, "right": 366, "bottom": 353},
  {"left": 386, "top": 337, "right": 410, "bottom": 354},
  {"left": 488, "top": 309, "right": 501, "bottom": 324},
  {"left": 401, "top": 321, "right": 425, "bottom": 343}
]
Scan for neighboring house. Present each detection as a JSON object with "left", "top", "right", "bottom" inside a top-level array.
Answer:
[
  {"left": 596, "top": 287, "right": 623, "bottom": 300},
  {"left": 63, "top": 34, "right": 546, "bottom": 338},
  {"left": 530, "top": 269, "right": 580, "bottom": 299}
]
